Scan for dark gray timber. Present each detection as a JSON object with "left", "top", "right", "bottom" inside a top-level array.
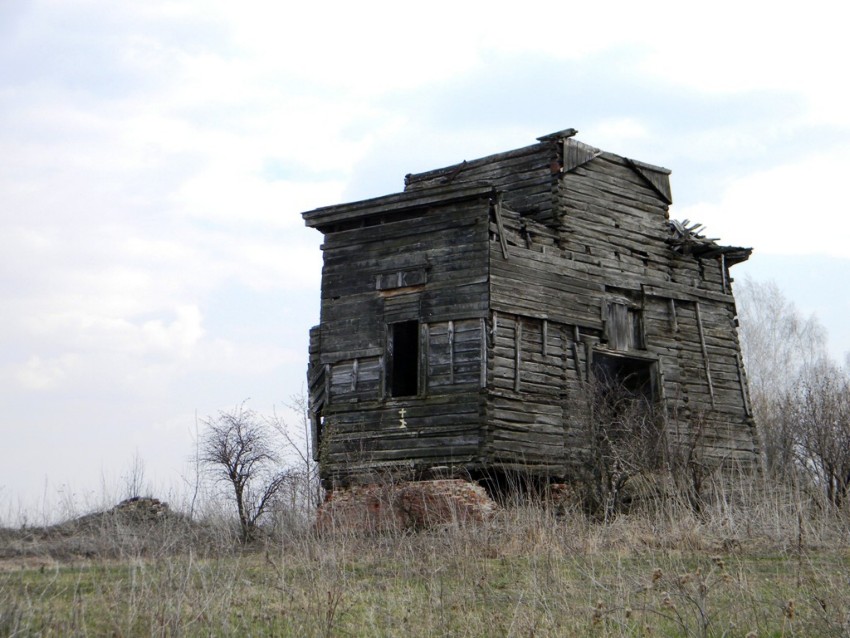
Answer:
[{"left": 302, "top": 128, "right": 758, "bottom": 487}]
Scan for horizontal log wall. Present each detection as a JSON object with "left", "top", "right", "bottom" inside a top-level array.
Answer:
[
  {"left": 427, "top": 319, "right": 485, "bottom": 391},
  {"left": 484, "top": 150, "right": 757, "bottom": 467},
  {"left": 315, "top": 196, "right": 492, "bottom": 483},
  {"left": 320, "top": 394, "right": 484, "bottom": 486},
  {"left": 484, "top": 311, "right": 572, "bottom": 473},
  {"left": 309, "top": 135, "right": 758, "bottom": 483},
  {"left": 318, "top": 198, "right": 490, "bottom": 363},
  {"left": 405, "top": 142, "right": 557, "bottom": 224}
]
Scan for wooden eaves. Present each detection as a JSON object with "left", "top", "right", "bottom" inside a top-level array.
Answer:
[{"left": 302, "top": 183, "right": 495, "bottom": 232}]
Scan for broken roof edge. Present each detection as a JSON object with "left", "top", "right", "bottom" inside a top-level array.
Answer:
[
  {"left": 302, "top": 182, "right": 495, "bottom": 229},
  {"left": 536, "top": 127, "right": 579, "bottom": 142},
  {"left": 404, "top": 140, "right": 548, "bottom": 190},
  {"left": 703, "top": 245, "right": 753, "bottom": 267},
  {"left": 404, "top": 129, "right": 673, "bottom": 195},
  {"left": 667, "top": 219, "right": 752, "bottom": 266}
]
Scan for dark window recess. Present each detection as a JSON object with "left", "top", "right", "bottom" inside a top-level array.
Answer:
[
  {"left": 389, "top": 321, "right": 419, "bottom": 397},
  {"left": 592, "top": 353, "right": 655, "bottom": 403}
]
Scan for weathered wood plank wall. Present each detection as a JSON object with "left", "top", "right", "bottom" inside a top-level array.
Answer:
[
  {"left": 308, "top": 193, "right": 493, "bottom": 484},
  {"left": 305, "top": 131, "right": 758, "bottom": 485}
]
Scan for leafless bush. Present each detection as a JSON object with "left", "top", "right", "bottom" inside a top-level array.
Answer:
[
  {"left": 120, "top": 449, "right": 149, "bottom": 501},
  {"left": 267, "top": 392, "right": 323, "bottom": 520},
  {"left": 577, "top": 376, "right": 666, "bottom": 521}
]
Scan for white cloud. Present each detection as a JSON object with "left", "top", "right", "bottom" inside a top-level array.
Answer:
[
  {"left": 141, "top": 305, "right": 204, "bottom": 357},
  {"left": 590, "top": 118, "right": 651, "bottom": 149},
  {"left": 675, "top": 148, "right": 850, "bottom": 257},
  {"left": 3, "top": 0, "right": 850, "bottom": 518},
  {"left": 16, "top": 354, "right": 79, "bottom": 391}
]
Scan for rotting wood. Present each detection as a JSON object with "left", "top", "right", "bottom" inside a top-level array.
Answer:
[
  {"left": 448, "top": 320, "right": 455, "bottom": 385},
  {"left": 695, "top": 301, "right": 716, "bottom": 408},
  {"left": 542, "top": 319, "right": 548, "bottom": 357},
  {"left": 302, "top": 128, "right": 758, "bottom": 486},
  {"left": 669, "top": 298, "right": 678, "bottom": 332},
  {"left": 572, "top": 325, "right": 582, "bottom": 380},
  {"left": 480, "top": 317, "right": 487, "bottom": 388},
  {"left": 420, "top": 323, "right": 429, "bottom": 397},
  {"left": 492, "top": 193, "right": 510, "bottom": 260},
  {"left": 736, "top": 351, "right": 751, "bottom": 417},
  {"left": 514, "top": 318, "right": 522, "bottom": 392},
  {"left": 324, "top": 363, "right": 331, "bottom": 405}
]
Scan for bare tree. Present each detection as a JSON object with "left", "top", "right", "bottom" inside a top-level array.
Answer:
[
  {"left": 782, "top": 361, "right": 850, "bottom": 508},
  {"left": 268, "top": 391, "right": 322, "bottom": 512},
  {"left": 200, "top": 402, "right": 290, "bottom": 542},
  {"left": 736, "top": 278, "right": 850, "bottom": 507},
  {"left": 735, "top": 278, "right": 827, "bottom": 474},
  {"left": 736, "top": 278, "right": 827, "bottom": 398}
]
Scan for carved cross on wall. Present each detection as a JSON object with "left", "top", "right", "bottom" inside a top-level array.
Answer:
[{"left": 399, "top": 408, "right": 407, "bottom": 429}]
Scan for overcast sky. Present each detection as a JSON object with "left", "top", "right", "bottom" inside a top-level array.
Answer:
[{"left": 2, "top": 0, "right": 849, "bottom": 521}]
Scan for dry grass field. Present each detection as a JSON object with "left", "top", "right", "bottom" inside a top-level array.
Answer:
[{"left": 3, "top": 478, "right": 850, "bottom": 638}]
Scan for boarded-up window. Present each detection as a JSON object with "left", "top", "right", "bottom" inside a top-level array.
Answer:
[
  {"left": 388, "top": 321, "right": 419, "bottom": 397},
  {"left": 427, "top": 319, "right": 483, "bottom": 390},
  {"left": 328, "top": 356, "right": 382, "bottom": 401},
  {"left": 376, "top": 269, "right": 427, "bottom": 291},
  {"left": 605, "top": 302, "right": 643, "bottom": 350}
]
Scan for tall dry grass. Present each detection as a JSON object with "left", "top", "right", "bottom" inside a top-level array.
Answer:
[{"left": 3, "top": 468, "right": 850, "bottom": 636}]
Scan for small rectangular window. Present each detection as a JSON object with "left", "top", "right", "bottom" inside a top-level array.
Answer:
[{"left": 388, "top": 321, "right": 419, "bottom": 397}]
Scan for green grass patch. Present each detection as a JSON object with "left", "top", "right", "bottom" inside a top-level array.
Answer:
[{"left": 3, "top": 525, "right": 850, "bottom": 637}]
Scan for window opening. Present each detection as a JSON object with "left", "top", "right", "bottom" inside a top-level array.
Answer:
[
  {"left": 389, "top": 321, "right": 419, "bottom": 397},
  {"left": 592, "top": 353, "right": 655, "bottom": 402}
]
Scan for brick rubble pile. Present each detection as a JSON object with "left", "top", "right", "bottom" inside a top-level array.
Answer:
[{"left": 316, "top": 479, "right": 498, "bottom": 533}]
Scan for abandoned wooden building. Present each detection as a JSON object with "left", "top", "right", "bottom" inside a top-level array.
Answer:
[{"left": 303, "top": 128, "right": 759, "bottom": 489}]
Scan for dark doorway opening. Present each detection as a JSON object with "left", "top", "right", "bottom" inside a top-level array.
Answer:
[
  {"left": 389, "top": 321, "right": 419, "bottom": 397},
  {"left": 590, "top": 351, "right": 662, "bottom": 467},
  {"left": 592, "top": 352, "right": 655, "bottom": 403}
]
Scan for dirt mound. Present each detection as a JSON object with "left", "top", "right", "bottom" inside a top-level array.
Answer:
[{"left": 0, "top": 497, "right": 199, "bottom": 564}]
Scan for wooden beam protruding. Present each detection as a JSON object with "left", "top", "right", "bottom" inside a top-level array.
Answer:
[
  {"left": 694, "top": 302, "right": 715, "bottom": 408},
  {"left": 514, "top": 318, "right": 522, "bottom": 392},
  {"left": 492, "top": 193, "right": 510, "bottom": 260},
  {"left": 448, "top": 320, "right": 455, "bottom": 385}
]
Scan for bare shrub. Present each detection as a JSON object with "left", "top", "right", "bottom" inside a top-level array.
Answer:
[
  {"left": 120, "top": 449, "right": 149, "bottom": 501},
  {"left": 577, "top": 375, "right": 666, "bottom": 521}
]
